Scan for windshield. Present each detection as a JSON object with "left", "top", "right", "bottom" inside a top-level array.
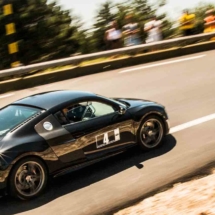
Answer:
[{"left": 0, "top": 105, "right": 41, "bottom": 138}]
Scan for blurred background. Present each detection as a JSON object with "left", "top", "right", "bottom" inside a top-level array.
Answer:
[{"left": 0, "top": 0, "right": 215, "bottom": 69}]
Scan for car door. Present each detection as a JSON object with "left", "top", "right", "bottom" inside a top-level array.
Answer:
[
  {"left": 36, "top": 99, "right": 135, "bottom": 164},
  {"left": 63, "top": 100, "right": 135, "bottom": 160}
]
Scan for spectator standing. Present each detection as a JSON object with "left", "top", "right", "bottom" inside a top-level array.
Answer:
[
  {"left": 104, "top": 21, "right": 122, "bottom": 50},
  {"left": 144, "top": 15, "right": 163, "bottom": 43},
  {"left": 204, "top": 9, "right": 215, "bottom": 33},
  {"left": 104, "top": 22, "right": 112, "bottom": 50},
  {"left": 122, "top": 14, "right": 142, "bottom": 47},
  {"left": 179, "top": 9, "right": 196, "bottom": 36}
]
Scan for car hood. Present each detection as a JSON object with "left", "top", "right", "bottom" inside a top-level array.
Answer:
[{"left": 112, "top": 98, "right": 164, "bottom": 108}]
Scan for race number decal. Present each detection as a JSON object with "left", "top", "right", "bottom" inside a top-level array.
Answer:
[{"left": 96, "top": 128, "right": 120, "bottom": 149}]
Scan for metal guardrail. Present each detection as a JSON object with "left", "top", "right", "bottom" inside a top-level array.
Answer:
[{"left": 0, "top": 32, "right": 215, "bottom": 79}]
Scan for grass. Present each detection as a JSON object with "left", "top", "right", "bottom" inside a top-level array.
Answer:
[{"left": 37, "top": 54, "right": 130, "bottom": 74}]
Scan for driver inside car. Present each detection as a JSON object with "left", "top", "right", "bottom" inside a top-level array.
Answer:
[{"left": 65, "top": 105, "right": 87, "bottom": 123}]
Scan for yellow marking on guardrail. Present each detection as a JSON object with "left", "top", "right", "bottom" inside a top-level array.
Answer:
[
  {"left": 8, "top": 42, "right": 18, "bottom": 54},
  {"left": 11, "top": 61, "right": 20, "bottom": 68},
  {"left": 6, "top": 23, "right": 16, "bottom": 35},
  {"left": 3, "top": 4, "right": 13, "bottom": 16}
]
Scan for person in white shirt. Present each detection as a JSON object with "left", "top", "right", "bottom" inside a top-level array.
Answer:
[
  {"left": 122, "top": 14, "right": 142, "bottom": 46},
  {"left": 144, "top": 16, "right": 163, "bottom": 43},
  {"left": 105, "top": 21, "right": 122, "bottom": 49}
]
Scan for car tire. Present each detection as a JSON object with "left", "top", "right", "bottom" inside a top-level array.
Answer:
[
  {"left": 8, "top": 157, "right": 48, "bottom": 200},
  {"left": 138, "top": 115, "right": 165, "bottom": 151}
]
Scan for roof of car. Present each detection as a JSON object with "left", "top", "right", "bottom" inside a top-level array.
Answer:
[{"left": 12, "top": 90, "right": 96, "bottom": 110}]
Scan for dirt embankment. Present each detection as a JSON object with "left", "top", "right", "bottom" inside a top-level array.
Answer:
[{"left": 114, "top": 171, "right": 215, "bottom": 215}]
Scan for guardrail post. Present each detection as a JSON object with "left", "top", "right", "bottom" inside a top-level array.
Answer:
[{"left": 2, "top": 0, "right": 20, "bottom": 68}]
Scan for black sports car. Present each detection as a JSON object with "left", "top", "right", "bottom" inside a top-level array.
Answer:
[{"left": 0, "top": 90, "right": 170, "bottom": 200}]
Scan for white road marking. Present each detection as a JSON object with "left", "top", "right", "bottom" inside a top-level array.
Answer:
[
  {"left": 0, "top": 93, "right": 14, "bottom": 99},
  {"left": 170, "top": 113, "right": 215, "bottom": 134},
  {"left": 119, "top": 55, "right": 206, "bottom": 74}
]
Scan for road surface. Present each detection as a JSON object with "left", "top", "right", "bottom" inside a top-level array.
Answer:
[{"left": 0, "top": 50, "right": 215, "bottom": 215}]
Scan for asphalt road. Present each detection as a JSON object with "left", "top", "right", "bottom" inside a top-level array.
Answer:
[{"left": 1, "top": 50, "right": 215, "bottom": 215}]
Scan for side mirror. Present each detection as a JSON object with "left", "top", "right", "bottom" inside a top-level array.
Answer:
[{"left": 118, "top": 106, "right": 126, "bottom": 115}]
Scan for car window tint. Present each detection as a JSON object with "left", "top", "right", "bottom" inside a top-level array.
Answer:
[
  {"left": 92, "top": 102, "right": 114, "bottom": 117},
  {"left": 0, "top": 105, "right": 41, "bottom": 137},
  {"left": 82, "top": 102, "right": 115, "bottom": 121},
  {"left": 56, "top": 102, "right": 88, "bottom": 124},
  {"left": 54, "top": 111, "right": 68, "bottom": 125},
  {"left": 57, "top": 102, "right": 115, "bottom": 125}
]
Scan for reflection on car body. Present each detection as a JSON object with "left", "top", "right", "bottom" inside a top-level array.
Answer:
[{"left": 0, "top": 90, "right": 170, "bottom": 200}]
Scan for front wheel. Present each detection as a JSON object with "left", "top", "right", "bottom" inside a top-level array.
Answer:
[
  {"left": 9, "top": 157, "right": 48, "bottom": 200},
  {"left": 138, "top": 115, "right": 165, "bottom": 150}
]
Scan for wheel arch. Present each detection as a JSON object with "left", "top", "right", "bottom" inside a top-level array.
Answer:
[
  {"left": 6, "top": 155, "right": 49, "bottom": 191},
  {"left": 136, "top": 111, "right": 168, "bottom": 136},
  {"left": 10, "top": 154, "right": 49, "bottom": 174},
  {"left": 5, "top": 155, "right": 49, "bottom": 200}
]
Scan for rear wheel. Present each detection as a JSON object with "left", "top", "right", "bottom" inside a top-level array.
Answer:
[
  {"left": 9, "top": 157, "right": 48, "bottom": 200},
  {"left": 138, "top": 115, "right": 164, "bottom": 150}
]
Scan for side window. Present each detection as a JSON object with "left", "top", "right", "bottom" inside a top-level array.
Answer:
[
  {"left": 54, "top": 111, "right": 68, "bottom": 125},
  {"left": 55, "top": 101, "right": 115, "bottom": 125},
  {"left": 82, "top": 101, "right": 115, "bottom": 120},
  {"left": 54, "top": 102, "right": 88, "bottom": 125},
  {"left": 66, "top": 102, "right": 88, "bottom": 122}
]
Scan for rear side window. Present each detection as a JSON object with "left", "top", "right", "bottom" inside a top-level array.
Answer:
[{"left": 0, "top": 105, "right": 41, "bottom": 137}]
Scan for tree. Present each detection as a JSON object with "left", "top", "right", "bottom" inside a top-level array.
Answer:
[
  {"left": 91, "top": 1, "right": 116, "bottom": 52},
  {"left": 70, "top": 16, "right": 93, "bottom": 54},
  {"left": 0, "top": 0, "right": 12, "bottom": 69},
  {"left": 131, "top": 0, "right": 153, "bottom": 42},
  {"left": 114, "top": 1, "right": 132, "bottom": 28},
  {"left": 88, "top": 0, "right": 176, "bottom": 51},
  {"left": 0, "top": 0, "right": 81, "bottom": 68},
  {"left": 131, "top": 0, "right": 176, "bottom": 41}
]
